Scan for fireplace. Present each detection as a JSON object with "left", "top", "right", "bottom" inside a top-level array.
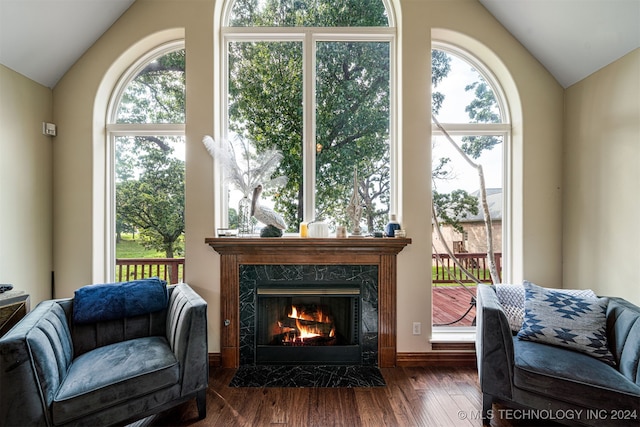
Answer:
[
  {"left": 255, "top": 283, "right": 361, "bottom": 365},
  {"left": 239, "top": 264, "right": 379, "bottom": 366},
  {"left": 206, "top": 237, "right": 411, "bottom": 368}
]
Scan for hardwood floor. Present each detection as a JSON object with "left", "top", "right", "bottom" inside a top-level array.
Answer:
[{"left": 148, "top": 366, "right": 549, "bottom": 427}]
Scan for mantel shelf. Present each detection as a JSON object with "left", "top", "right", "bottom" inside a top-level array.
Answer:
[{"left": 205, "top": 236, "right": 411, "bottom": 257}]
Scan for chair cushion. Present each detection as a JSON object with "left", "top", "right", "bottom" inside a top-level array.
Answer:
[
  {"left": 517, "top": 281, "right": 615, "bottom": 366},
  {"left": 513, "top": 337, "right": 640, "bottom": 411},
  {"left": 52, "top": 336, "right": 179, "bottom": 425},
  {"left": 73, "top": 277, "right": 168, "bottom": 324}
]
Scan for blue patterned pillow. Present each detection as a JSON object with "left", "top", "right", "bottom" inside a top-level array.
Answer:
[{"left": 517, "top": 281, "right": 615, "bottom": 366}]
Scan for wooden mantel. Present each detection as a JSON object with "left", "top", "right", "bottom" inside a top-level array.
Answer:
[{"left": 205, "top": 237, "right": 411, "bottom": 368}]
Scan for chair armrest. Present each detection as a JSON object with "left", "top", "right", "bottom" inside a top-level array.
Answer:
[
  {"left": 475, "top": 284, "right": 515, "bottom": 401},
  {"left": 166, "top": 284, "right": 208, "bottom": 396},
  {"left": 0, "top": 300, "right": 73, "bottom": 426}
]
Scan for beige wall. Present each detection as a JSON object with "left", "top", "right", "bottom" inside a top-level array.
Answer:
[
  {"left": 43, "top": 0, "right": 566, "bottom": 353},
  {"left": 0, "top": 65, "right": 53, "bottom": 305},
  {"left": 563, "top": 49, "right": 640, "bottom": 305}
]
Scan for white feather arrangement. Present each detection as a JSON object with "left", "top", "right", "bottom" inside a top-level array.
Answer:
[{"left": 202, "top": 135, "right": 288, "bottom": 196}]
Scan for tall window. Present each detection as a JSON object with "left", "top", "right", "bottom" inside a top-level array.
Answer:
[
  {"left": 431, "top": 45, "right": 510, "bottom": 328},
  {"left": 222, "top": 0, "right": 396, "bottom": 234},
  {"left": 107, "top": 42, "right": 186, "bottom": 283}
]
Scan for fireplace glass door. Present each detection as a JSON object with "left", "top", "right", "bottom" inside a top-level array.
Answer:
[{"left": 256, "top": 285, "right": 361, "bottom": 365}]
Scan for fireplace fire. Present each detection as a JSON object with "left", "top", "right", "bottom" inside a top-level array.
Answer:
[
  {"left": 275, "top": 304, "right": 336, "bottom": 346},
  {"left": 255, "top": 284, "right": 362, "bottom": 365}
]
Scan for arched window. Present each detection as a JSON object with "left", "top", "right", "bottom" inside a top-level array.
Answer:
[
  {"left": 430, "top": 44, "right": 510, "bottom": 329},
  {"left": 106, "top": 42, "right": 186, "bottom": 283},
  {"left": 220, "top": 0, "right": 397, "bottom": 235}
]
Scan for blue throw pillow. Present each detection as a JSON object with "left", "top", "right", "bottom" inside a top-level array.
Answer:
[
  {"left": 73, "top": 277, "right": 168, "bottom": 324},
  {"left": 517, "top": 281, "right": 615, "bottom": 366}
]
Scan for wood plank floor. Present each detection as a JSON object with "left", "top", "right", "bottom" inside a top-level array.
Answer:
[{"left": 148, "top": 366, "right": 549, "bottom": 427}]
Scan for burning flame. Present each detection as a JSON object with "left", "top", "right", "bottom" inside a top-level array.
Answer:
[
  {"left": 287, "top": 305, "right": 335, "bottom": 341},
  {"left": 288, "top": 305, "right": 331, "bottom": 323},
  {"left": 295, "top": 319, "right": 321, "bottom": 339}
]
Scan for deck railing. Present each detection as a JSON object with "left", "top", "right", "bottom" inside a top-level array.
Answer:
[
  {"left": 432, "top": 252, "right": 502, "bottom": 284},
  {"left": 115, "top": 258, "right": 185, "bottom": 284}
]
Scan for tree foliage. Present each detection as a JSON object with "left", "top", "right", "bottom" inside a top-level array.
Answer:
[
  {"left": 116, "top": 137, "right": 185, "bottom": 258},
  {"left": 431, "top": 49, "right": 451, "bottom": 116},
  {"left": 227, "top": 0, "right": 391, "bottom": 232},
  {"left": 116, "top": 50, "right": 185, "bottom": 124}
]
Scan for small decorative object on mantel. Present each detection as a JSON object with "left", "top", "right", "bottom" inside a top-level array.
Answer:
[
  {"left": 347, "top": 166, "right": 364, "bottom": 237},
  {"left": 308, "top": 219, "right": 329, "bottom": 238},
  {"left": 203, "top": 135, "right": 288, "bottom": 236},
  {"left": 394, "top": 229, "right": 407, "bottom": 238},
  {"left": 217, "top": 228, "right": 238, "bottom": 237},
  {"left": 385, "top": 213, "right": 401, "bottom": 237},
  {"left": 251, "top": 184, "right": 286, "bottom": 237},
  {"left": 0, "top": 284, "right": 13, "bottom": 294}
]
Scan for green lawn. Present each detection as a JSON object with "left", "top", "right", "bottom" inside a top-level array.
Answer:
[{"left": 116, "top": 234, "right": 165, "bottom": 258}]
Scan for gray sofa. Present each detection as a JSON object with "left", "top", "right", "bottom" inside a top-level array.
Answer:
[
  {"left": 0, "top": 283, "right": 208, "bottom": 426},
  {"left": 476, "top": 284, "right": 640, "bottom": 427}
]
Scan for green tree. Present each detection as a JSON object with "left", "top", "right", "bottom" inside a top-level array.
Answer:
[
  {"left": 431, "top": 49, "right": 451, "bottom": 115},
  {"left": 116, "top": 50, "right": 185, "bottom": 124},
  {"left": 114, "top": 48, "right": 186, "bottom": 257},
  {"left": 227, "top": 0, "right": 390, "bottom": 232},
  {"left": 116, "top": 137, "right": 185, "bottom": 258}
]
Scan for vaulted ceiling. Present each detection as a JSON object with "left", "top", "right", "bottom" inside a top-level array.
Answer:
[{"left": 0, "top": 0, "right": 638, "bottom": 89}]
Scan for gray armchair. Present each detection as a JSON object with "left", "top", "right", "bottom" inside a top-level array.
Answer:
[{"left": 0, "top": 282, "right": 208, "bottom": 426}]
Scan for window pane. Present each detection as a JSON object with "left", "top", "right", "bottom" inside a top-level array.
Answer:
[
  {"left": 229, "top": 0, "right": 389, "bottom": 27},
  {"left": 116, "top": 50, "right": 185, "bottom": 124},
  {"left": 431, "top": 48, "right": 505, "bottom": 328},
  {"left": 432, "top": 134, "right": 503, "bottom": 194},
  {"left": 431, "top": 49, "right": 502, "bottom": 124},
  {"left": 316, "top": 41, "right": 390, "bottom": 233},
  {"left": 228, "top": 41, "right": 303, "bottom": 231},
  {"left": 115, "top": 135, "right": 185, "bottom": 261}
]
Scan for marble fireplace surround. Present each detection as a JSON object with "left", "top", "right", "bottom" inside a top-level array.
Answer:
[{"left": 206, "top": 237, "right": 411, "bottom": 368}]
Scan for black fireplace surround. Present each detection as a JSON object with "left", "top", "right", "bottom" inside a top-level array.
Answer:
[{"left": 239, "top": 264, "right": 379, "bottom": 367}]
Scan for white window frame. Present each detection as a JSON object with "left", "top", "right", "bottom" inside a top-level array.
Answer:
[
  {"left": 219, "top": 1, "right": 398, "bottom": 226},
  {"left": 104, "top": 41, "right": 186, "bottom": 282}
]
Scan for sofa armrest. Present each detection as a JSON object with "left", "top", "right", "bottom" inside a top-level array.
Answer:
[
  {"left": 476, "top": 284, "right": 515, "bottom": 401},
  {"left": 166, "top": 284, "right": 208, "bottom": 396}
]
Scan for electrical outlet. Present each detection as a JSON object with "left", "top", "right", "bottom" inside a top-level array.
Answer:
[{"left": 412, "top": 322, "right": 421, "bottom": 335}]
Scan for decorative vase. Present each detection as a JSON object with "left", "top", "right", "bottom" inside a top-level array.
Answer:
[
  {"left": 238, "top": 196, "right": 253, "bottom": 235},
  {"left": 385, "top": 213, "right": 401, "bottom": 237}
]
